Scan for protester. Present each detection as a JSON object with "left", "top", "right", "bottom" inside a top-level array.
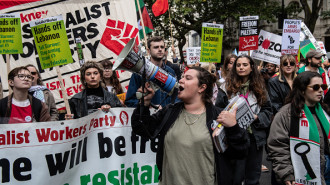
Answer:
[
  {"left": 132, "top": 66, "right": 249, "bottom": 185},
  {"left": 66, "top": 61, "right": 122, "bottom": 119},
  {"left": 215, "top": 55, "right": 272, "bottom": 185},
  {"left": 26, "top": 64, "right": 59, "bottom": 121},
  {"left": 299, "top": 58, "right": 306, "bottom": 70},
  {"left": 268, "top": 54, "right": 297, "bottom": 115},
  {"left": 99, "top": 59, "right": 125, "bottom": 106},
  {"left": 268, "top": 71, "right": 330, "bottom": 185},
  {"left": 220, "top": 54, "right": 237, "bottom": 86},
  {"left": 164, "top": 47, "right": 182, "bottom": 80},
  {"left": 201, "top": 63, "right": 220, "bottom": 104},
  {"left": 298, "top": 50, "right": 330, "bottom": 94},
  {"left": 125, "top": 36, "right": 177, "bottom": 108},
  {"left": 0, "top": 66, "right": 51, "bottom": 123},
  {"left": 99, "top": 59, "right": 124, "bottom": 95},
  {"left": 264, "top": 62, "right": 277, "bottom": 77}
]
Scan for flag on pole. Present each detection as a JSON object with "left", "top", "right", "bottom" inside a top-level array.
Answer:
[
  {"left": 152, "top": 0, "right": 168, "bottom": 17},
  {"left": 135, "top": 0, "right": 154, "bottom": 39}
]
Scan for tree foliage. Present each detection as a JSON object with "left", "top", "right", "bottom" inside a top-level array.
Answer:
[
  {"left": 143, "top": 0, "right": 281, "bottom": 60},
  {"left": 299, "top": 0, "right": 323, "bottom": 33}
]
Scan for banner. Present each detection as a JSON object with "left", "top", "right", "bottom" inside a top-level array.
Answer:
[
  {"left": 251, "top": 30, "right": 282, "bottom": 65},
  {"left": 30, "top": 15, "right": 73, "bottom": 69},
  {"left": 300, "top": 22, "right": 328, "bottom": 62},
  {"left": 200, "top": 23, "right": 223, "bottom": 63},
  {"left": 281, "top": 19, "right": 301, "bottom": 55},
  {"left": 239, "top": 15, "right": 259, "bottom": 51},
  {"left": 0, "top": 13, "right": 23, "bottom": 54},
  {"left": 0, "top": 0, "right": 138, "bottom": 110},
  {"left": 186, "top": 47, "right": 200, "bottom": 65},
  {"left": 0, "top": 108, "right": 159, "bottom": 184}
]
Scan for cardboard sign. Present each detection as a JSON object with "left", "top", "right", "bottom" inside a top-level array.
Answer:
[
  {"left": 200, "top": 23, "right": 223, "bottom": 63},
  {"left": 239, "top": 16, "right": 259, "bottom": 51},
  {"left": 186, "top": 47, "right": 201, "bottom": 65},
  {"left": 300, "top": 22, "right": 328, "bottom": 62},
  {"left": 0, "top": 108, "right": 159, "bottom": 184},
  {"left": 0, "top": 14, "right": 23, "bottom": 54},
  {"left": 30, "top": 15, "right": 73, "bottom": 69},
  {"left": 251, "top": 30, "right": 282, "bottom": 65},
  {"left": 281, "top": 19, "right": 301, "bottom": 55}
]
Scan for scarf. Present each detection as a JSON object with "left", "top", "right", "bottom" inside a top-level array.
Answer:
[
  {"left": 298, "top": 66, "right": 329, "bottom": 94},
  {"left": 289, "top": 103, "right": 330, "bottom": 184},
  {"left": 29, "top": 85, "right": 48, "bottom": 102}
]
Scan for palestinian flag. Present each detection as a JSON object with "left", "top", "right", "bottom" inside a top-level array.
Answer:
[{"left": 135, "top": 0, "right": 153, "bottom": 40}]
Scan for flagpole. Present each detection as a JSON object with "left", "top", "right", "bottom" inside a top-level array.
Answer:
[
  {"left": 136, "top": 0, "right": 149, "bottom": 50},
  {"left": 168, "top": 2, "right": 174, "bottom": 47}
]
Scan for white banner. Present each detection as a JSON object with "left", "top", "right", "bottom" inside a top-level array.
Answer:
[
  {"left": 0, "top": 0, "right": 138, "bottom": 110},
  {"left": 251, "top": 30, "right": 282, "bottom": 65},
  {"left": 281, "top": 19, "right": 301, "bottom": 55},
  {"left": 0, "top": 108, "right": 159, "bottom": 184},
  {"left": 186, "top": 47, "right": 201, "bottom": 65}
]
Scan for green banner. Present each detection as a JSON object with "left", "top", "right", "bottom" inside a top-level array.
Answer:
[
  {"left": 30, "top": 15, "right": 73, "bottom": 69},
  {"left": 200, "top": 23, "right": 223, "bottom": 63},
  {"left": 0, "top": 14, "right": 23, "bottom": 54}
]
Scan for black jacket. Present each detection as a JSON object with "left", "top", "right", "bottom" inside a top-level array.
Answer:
[
  {"left": 268, "top": 76, "right": 291, "bottom": 115},
  {"left": 69, "top": 87, "right": 122, "bottom": 119},
  {"left": 215, "top": 90, "right": 272, "bottom": 148},
  {"left": 131, "top": 102, "right": 249, "bottom": 185}
]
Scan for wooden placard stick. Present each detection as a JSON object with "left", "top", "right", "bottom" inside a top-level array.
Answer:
[
  {"left": 6, "top": 54, "right": 12, "bottom": 94},
  {"left": 55, "top": 66, "right": 71, "bottom": 115}
]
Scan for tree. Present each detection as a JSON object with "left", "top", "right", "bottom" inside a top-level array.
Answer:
[
  {"left": 143, "top": 0, "right": 281, "bottom": 61},
  {"left": 300, "top": 0, "right": 323, "bottom": 33}
]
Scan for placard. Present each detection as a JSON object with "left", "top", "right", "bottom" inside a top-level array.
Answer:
[
  {"left": 281, "top": 19, "right": 301, "bottom": 55},
  {"left": 251, "top": 30, "right": 282, "bottom": 65},
  {"left": 200, "top": 23, "right": 223, "bottom": 63},
  {"left": 30, "top": 15, "right": 73, "bottom": 69},
  {"left": 186, "top": 47, "right": 201, "bottom": 65},
  {"left": 239, "top": 15, "right": 259, "bottom": 51},
  {"left": 0, "top": 13, "right": 22, "bottom": 54}
]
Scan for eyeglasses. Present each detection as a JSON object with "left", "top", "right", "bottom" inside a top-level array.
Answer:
[
  {"left": 307, "top": 84, "right": 328, "bottom": 91},
  {"left": 283, "top": 62, "right": 295, "bottom": 67},
  {"left": 30, "top": 72, "right": 37, "bottom": 75},
  {"left": 16, "top": 74, "right": 34, "bottom": 81}
]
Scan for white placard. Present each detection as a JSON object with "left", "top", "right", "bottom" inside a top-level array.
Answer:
[{"left": 251, "top": 30, "right": 282, "bottom": 65}]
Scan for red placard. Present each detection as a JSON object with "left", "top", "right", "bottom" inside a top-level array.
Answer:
[{"left": 239, "top": 35, "right": 258, "bottom": 51}]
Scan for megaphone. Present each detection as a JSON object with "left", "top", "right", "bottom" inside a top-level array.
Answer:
[{"left": 113, "top": 38, "right": 179, "bottom": 96}]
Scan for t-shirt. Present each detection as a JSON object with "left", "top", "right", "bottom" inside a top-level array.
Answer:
[
  {"left": 86, "top": 86, "right": 105, "bottom": 115},
  {"left": 8, "top": 98, "right": 32, "bottom": 124},
  {"left": 159, "top": 109, "right": 216, "bottom": 185}
]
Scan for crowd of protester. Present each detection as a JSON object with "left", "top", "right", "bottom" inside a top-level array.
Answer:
[{"left": 1, "top": 36, "right": 330, "bottom": 185}]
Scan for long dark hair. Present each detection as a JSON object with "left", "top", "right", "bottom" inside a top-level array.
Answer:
[
  {"left": 225, "top": 55, "right": 267, "bottom": 106},
  {"left": 286, "top": 71, "right": 330, "bottom": 117},
  {"left": 99, "top": 59, "right": 123, "bottom": 94},
  {"left": 222, "top": 54, "right": 237, "bottom": 78},
  {"left": 188, "top": 66, "right": 216, "bottom": 104}
]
